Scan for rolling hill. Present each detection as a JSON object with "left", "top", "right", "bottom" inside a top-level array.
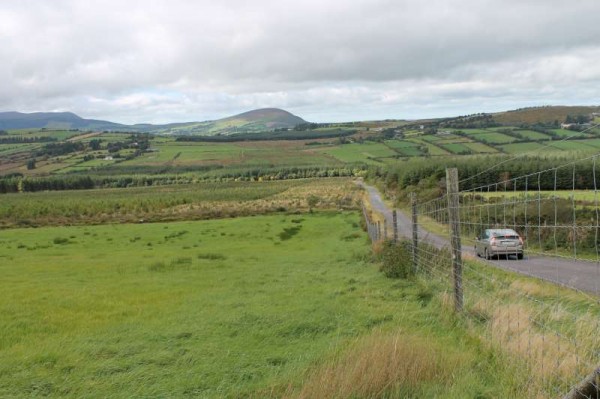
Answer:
[
  {"left": 0, "top": 108, "right": 307, "bottom": 135},
  {"left": 492, "top": 106, "right": 600, "bottom": 125},
  {"left": 0, "top": 112, "right": 125, "bottom": 131},
  {"left": 152, "top": 108, "right": 307, "bottom": 135}
]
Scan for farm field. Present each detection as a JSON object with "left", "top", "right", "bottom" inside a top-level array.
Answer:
[
  {"left": 547, "top": 140, "right": 598, "bottom": 151},
  {"left": 316, "top": 142, "right": 397, "bottom": 164},
  {"left": 440, "top": 142, "right": 472, "bottom": 154},
  {"left": 462, "top": 142, "right": 498, "bottom": 153},
  {"left": 549, "top": 129, "right": 589, "bottom": 138},
  {"left": 0, "top": 213, "right": 528, "bottom": 398},
  {"left": 468, "top": 132, "right": 516, "bottom": 144},
  {"left": 0, "top": 178, "right": 359, "bottom": 228},
  {"left": 406, "top": 137, "right": 449, "bottom": 155},
  {"left": 515, "top": 130, "right": 551, "bottom": 140},
  {"left": 498, "top": 142, "right": 549, "bottom": 154},
  {"left": 383, "top": 140, "right": 424, "bottom": 156}
]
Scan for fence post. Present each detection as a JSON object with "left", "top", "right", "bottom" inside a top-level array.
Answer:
[
  {"left": 562, "top": 365, "right": 599, "bottom": 399},
  {"left": 377, "top": 221, "right": 381, "bottom": 242},
  {"left": 446, "top": 168, "right": 463, "bottom": 312},
  {"left": 411, "top": 192, "right": 418, "bottom": 273},
  {"left": 383, "top": 219, "right": 388, "bottom": 241},
  {"left": 392, "top": 210, "right": 398, "bottom": 242}
]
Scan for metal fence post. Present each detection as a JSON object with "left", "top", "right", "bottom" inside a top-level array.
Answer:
[
  {"left": 411, "top": 192, "right": 418, "bottom": 273},
  {"left": 446, "top": 168, "right": 463, "bottom": 312}
]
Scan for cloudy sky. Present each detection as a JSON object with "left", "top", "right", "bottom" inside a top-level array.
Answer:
[{"left": 1, "top": 0, "right": 599, "bottom": 124}]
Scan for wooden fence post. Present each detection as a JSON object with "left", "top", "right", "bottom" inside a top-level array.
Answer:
[
  {"left": 377, "top": 221, "right": 381, "bottom": 242},
  {"left": 446, "top": 168, "right": 463, "bottom": 312},
  {"left": 392, "top": 210, "right": 398, "bottom": 242},
  {"left": 383, "top": 219, "right": 388, "bottom": 241},
  {"left": 411, "top": 192, "right": 418, "bottom": 273}
]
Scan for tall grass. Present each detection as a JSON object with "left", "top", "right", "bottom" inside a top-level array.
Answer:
[{"left": 289, "top": 331, "right": 463, "bottom": 398}]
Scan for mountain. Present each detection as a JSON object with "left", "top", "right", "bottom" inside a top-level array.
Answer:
[
  {"left": 0, "top": 108, "right": 307, "bottom": 135},
  {"left": 152, "top": 108, "right": 307, "bottom": 135},
  {"left": 0, "top": 111, "right": 126, "bottom": 131}
]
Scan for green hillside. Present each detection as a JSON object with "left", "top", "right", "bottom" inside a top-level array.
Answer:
[{"left": 153, "top": 108, "right": 307, "bottom": 136}]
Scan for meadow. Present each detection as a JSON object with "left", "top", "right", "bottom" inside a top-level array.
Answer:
[{"left": 0, "top": 212, "right": 539, "bottom": 398}]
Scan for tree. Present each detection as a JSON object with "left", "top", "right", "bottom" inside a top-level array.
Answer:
[
  {"left": 89, "top": 139, "right": 102, "bottom": 150},
  {"left": 27, "top": 158, "right": 36, "bottom": 170}
]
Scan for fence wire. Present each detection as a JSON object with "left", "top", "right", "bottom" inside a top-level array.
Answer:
[{"left": 364, "top": 155, "right": 600, "bottom": 398}]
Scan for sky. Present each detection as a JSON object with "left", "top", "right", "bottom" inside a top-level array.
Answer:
[{"left": 1, "top": 0, "right": 599, "bottom": 124}]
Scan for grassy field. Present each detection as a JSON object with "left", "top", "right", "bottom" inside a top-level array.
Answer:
[
  {"left": 406, "top": 137, "right": 450, "bottom": 155},
  {"left": 440, "top": 143, "right": 472, "bottom": 154},
  {"left": 0, "top": 212, "right": 533, "bottom": 398},
  {"left": 383, "top": 140, "right": 424, "bottom": 156},
  {"left": 468, "top": 132, "right": 516, "bottom": 144},
  {"left": 316, "top": 142, "right": 397, "bottom": 164},
  {"left": 498, "top": 142, "right": 549, "bottom": 154}
]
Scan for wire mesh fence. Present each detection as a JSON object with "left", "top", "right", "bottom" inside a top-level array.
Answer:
[{"left": 363, "top": 156, "right": 600, "bottom": 398}]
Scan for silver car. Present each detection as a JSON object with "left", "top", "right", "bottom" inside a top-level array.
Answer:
[{"left": 475, "top": 228, "right": 524, "bottom": 260}]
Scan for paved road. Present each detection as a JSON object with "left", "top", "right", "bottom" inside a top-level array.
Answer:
[{"left": 362, "top": 182, "right": 600, "bottom": 297}]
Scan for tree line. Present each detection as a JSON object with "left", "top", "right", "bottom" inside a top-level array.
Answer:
[
  {"left": 0, "top": 165, "right": 368, "bottom": 194},
  {"left": 0, "top": 136, "right": 58, "bottom": 144},
  {"left": 369, "top": 155, "right": 600, "bottom": 203}
]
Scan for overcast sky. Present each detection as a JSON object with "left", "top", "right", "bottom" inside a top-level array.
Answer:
[{"left": 1, "top": 0, "right": 599, "bottom": 124}]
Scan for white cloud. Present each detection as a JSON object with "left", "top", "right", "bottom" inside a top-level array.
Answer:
[{"left": 1, "top": 0, "right": 599, "bottom": 123}]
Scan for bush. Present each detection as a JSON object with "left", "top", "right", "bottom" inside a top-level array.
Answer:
[
  {"left": 52, "top": 237, "right": 70, "bottom": 245},
  {"left": 379, "top": 240, "right": 414, "bottom": 279}
]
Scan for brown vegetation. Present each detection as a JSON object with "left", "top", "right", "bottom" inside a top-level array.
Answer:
[{"left": 286, "top": 330, "right": 463, "bottom": 399}]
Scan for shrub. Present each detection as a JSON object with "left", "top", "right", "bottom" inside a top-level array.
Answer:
[
  {"left": 52, "top": 237, "right": 70, "bottom": 245},
  {"left": 379, "top": 240, "right": 414, "bottom": 279}
]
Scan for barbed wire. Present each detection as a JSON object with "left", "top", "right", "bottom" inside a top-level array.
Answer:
[{"left": 362, "top": 152, "right": 600, "bottom": 396}]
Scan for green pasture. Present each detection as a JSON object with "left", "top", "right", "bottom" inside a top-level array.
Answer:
[
  {"left": 498, "top": 142, "right": 549, "bottom": 154},
  {"left": 575, "top": 138, "right": 600, "bottom": 148},
  {"left": 463, "top": 142, "right": 498, "bottom": 153},
  {"left": 514, "top": 130, "right": 551, "bottom": 140},
  {"left": 468, "top": 132, "right": 516, "bottom": 144},
  {"left": 318, "top": 142, "right": 397, "bottom": 164},
  {"left": 384, "top": 140, "right": 424, "bottom": 156},
  {"left": 407, "top": 138, "right": 449, "bottom": 156},
  {"left": 440, "top": 143, "right": 472, "bottom": 154},
  {"left": 0, "top": 213, "right": 527, "bottom": 397},
  {"left": 116, "top": 142, "right": 337, "bottom": 168},
  {"left": 547, "top": 141, "right": 598, "bottom": 151},
  {"left": 549, "top": 129, "right": 589, "bottom": 138}
]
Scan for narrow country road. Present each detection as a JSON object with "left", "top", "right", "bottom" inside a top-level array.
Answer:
[{"left": 362, "top": 182, "right": 600, "bottom": 297}]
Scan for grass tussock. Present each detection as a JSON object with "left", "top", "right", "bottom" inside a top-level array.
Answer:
[{"left": 288, "top": 330, "right": 463, "bottom": 399}]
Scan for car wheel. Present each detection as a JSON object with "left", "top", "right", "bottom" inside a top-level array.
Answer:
[{"left": 517, "top": 253, "right": 524, "bottom": 260}]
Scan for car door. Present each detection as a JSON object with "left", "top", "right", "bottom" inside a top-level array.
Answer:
[{"left": 476, "top": 230, "right": 487, "bottom": 255}]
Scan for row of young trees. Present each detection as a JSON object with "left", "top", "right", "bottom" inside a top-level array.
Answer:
[
  {"left": 0, "top": 165, "right": 368, "bottom": 194},
  {"left": 0, "top": 136, "right": 57, "bottom": 144}
]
